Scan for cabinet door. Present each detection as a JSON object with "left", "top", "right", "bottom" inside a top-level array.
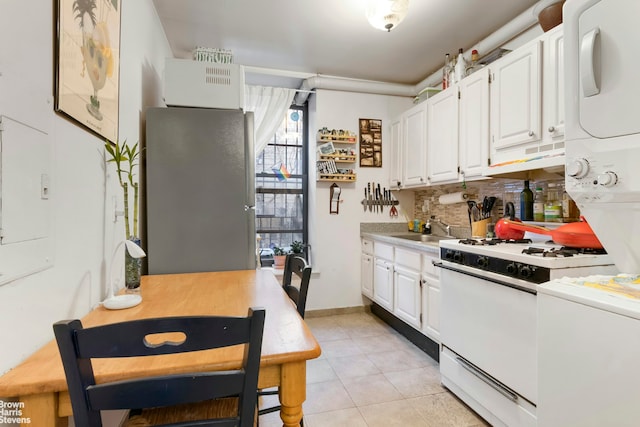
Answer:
[
  {"left": 459, "top": 68, "right": 490, "bottom": 178},
  {"left": 490, "top": 40, "right": 542, "bottom": 150},
  {"left": 543, "top": 26, "right": 564, "bottom": 144},
  {"left": 422, "top": 276, "right": 441, "bottom": 342},
  {"left": 427, "top": 88, "right": 459, "bottom": 183},
  {"left": 393, "top": 265, "right": 421, "bottom": 329},
  {"left": 388, "top": 116, "right": 403, "bottom": 189},
  {"left": 402, "top": 103, "right": 428, "bottom": 187},
  {"left": 373, "top": 258, "right": 394, "bottom": 311},
  {"left": 361, "top": 253, "right": 374, "bottom": 298}
]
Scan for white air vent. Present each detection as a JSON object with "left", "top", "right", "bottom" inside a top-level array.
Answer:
[
  {"left": 164, "top": 59, "right": 245, "bottom": 110},
  {"left": 204, "top": 66, "right": 232, "bottom": 86}
]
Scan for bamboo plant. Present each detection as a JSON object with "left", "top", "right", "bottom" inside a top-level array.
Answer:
[{"left": 105, "top": 139, "right": 140, "bottom": 239}]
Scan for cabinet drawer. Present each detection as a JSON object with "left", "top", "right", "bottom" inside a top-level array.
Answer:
[
  {"left": 374, "top": 242, "right": 394, "bottom": 260},
  {"left": 361, "top": 238, "right": 373, "bottom": 254},
  {"left": 395, "top": 247, "right": 421, "bottom": 270},
  {"left": 422, "top": 253, "right": 440, "bottom": 278}
]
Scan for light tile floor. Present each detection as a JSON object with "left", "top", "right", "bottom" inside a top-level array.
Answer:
[{"left": 258, "top": 311, "right": 490, "bottom": 427}]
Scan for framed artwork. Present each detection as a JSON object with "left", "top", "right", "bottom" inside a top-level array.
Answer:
[
  {"left": 317, "top": 141, "right": 336, "bottom": 156},
  {"left": 55, "top": 0, "right": 121, "bottom": 142},
  {"left": 359, "top": 118, "right": 382, "bottom": 167}
]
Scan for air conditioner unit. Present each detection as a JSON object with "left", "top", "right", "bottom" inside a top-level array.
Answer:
[{"left": 163, "top": 58, "right": 245, "bottom": 109}]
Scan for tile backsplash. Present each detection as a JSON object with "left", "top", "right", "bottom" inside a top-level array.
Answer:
[{"left": 412, "top": 177, "right": 565, "bottom": 237}]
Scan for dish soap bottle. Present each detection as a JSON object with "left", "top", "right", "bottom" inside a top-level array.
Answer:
[
  {"left": 520, "top": 180, "right": 534, "bottom": 221},
  {"left": 533, "top": 187, "right": 545, "bottom": 222},
  {"left": 544, "top": 183, "right": 563, "bottom": 222}
]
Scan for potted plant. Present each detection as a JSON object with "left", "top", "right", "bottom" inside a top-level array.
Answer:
[
  {"left": 290, "top": 241, "right": 305, "bottom": 256},
  {"left": 272, "top": 246, "right": 288, "bottom": 269},
  {"left": 105, "top": 139, "right": 142, "bottom": 290}
]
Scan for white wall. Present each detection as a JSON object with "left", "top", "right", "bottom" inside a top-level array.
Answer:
[
  {"left": 0, "top": 0, "right": 171, "bottom": 377},
  {"left": 307, "top": 90, "right": 413, "bottom": 311}
]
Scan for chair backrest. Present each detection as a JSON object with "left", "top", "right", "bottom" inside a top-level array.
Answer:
[
  {"left": 282, "top": 254, "right": 312, "bottom": 318},
  {"left": 53, "top": 307, "right": 266, "bottom": 427}
]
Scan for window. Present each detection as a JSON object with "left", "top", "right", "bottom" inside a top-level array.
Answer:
[{"left": 255, "top": 105, "right": 308, "bottom": 265}]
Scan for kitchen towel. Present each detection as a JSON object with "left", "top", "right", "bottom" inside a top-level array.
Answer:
[{"left": 439, "top": 192, "right": 468, "bottom": 205}]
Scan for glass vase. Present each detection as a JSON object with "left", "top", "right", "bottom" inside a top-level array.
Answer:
[{"left": 125, "top": 236, "right": 142, "bottom": 292}]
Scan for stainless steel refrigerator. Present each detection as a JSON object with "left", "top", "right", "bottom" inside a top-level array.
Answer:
[{"left": 145, "top": 107, "right": 256, "bottom": 274}]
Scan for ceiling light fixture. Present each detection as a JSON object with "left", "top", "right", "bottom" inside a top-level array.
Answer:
[{"left": 366, "top": 0, "right": 410, "bottom": 32}]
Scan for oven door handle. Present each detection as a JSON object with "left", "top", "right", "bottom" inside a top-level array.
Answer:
[
  {"left": 455, "top": 356, "right": 519, "bottom": 403},
  {"left": 434, "top": 262, "right": 536, "bottom": 295}
]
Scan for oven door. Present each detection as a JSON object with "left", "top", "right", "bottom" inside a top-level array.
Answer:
[{"left": 439, "top": 261, "right": 537, "bottom": 404}]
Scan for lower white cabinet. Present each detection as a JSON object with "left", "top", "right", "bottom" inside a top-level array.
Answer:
[
  {"left": 422, "top": 251, "right": 441, "bottom": 342},
  {"left": 422, "top": 275, "right": 441, "bottom": 342},
  {"left": 361, "top": 253, "right": 374, "bottom": 298},
  {"left": 373, "top": 258, "right": 394, "bottom": 311},
  {"left": 393, "top": 265, "right": 421, "bottom": 329},
  {"left": 362, "top": 237, "right": 441, "bottom": 344}
]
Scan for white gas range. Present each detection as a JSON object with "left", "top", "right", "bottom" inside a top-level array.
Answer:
[
  {"left": 440, "top": 238, "right": 615, "bottom": 291},
  {"left": 438, "top": 238, "right": 617, "bottom": 427}
]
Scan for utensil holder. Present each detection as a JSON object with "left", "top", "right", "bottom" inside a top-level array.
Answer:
[{"left": 471, "top": 218, "right": 491, "bottom": 238}]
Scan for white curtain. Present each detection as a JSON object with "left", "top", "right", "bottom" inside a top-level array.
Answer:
[{"left": 244, "top": 85, "right": 297, "bottom": 155}]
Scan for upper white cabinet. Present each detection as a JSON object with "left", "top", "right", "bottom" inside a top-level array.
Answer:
[
  {"left": 459, "top": 68, "right": 490, "bottom": 179},
  {"left": 489, "top": 39, "right": 542, "bottom": 151},
  {"left": 388, "top": 116, "right": 403, "bottom": 189},
  {"left": 486, "top": 25, "right": 565, "bottom": 174},
  {"left": 427, "top": 87, "right": 459, "bottom": 184},
  {"left": 402, "top": 102, "right": 428, "bottom": 187},
  {"left": 542, "top": 25, "right": 565, "bottom": 145}
]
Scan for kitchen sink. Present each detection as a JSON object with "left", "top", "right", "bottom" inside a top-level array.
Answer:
[{"left": 390, "top": 234, "right": 448, "bottom": 243}]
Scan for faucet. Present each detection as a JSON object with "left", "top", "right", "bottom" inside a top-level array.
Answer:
[{"left": 434, "top": 217, "right": 453, "bottom": 237}]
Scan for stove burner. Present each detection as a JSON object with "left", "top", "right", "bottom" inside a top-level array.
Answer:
[
  {"left": 459, "top": 238, "right": 532, "bottom": 246},
  {"left": 559, "top": 246, "right": 608, "bottom": 255},
  {"left": 521, "top": 246, "right": 609, "bottom": 257}
]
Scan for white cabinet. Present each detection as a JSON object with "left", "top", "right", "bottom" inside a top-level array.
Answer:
[
  {"left": 402, "top": 102, "right": 428, "bottom": 187},
  {"left": 373, "top": 258, "right": 394, "bottom": 311},
  {"left": 393, "top": 248, "right": 422, "bottom": 329},
  {"left": 421, "top": 251, "right": 441, "bottom": 342},
  {"left": 490, "top": 39, "right": 542, "bottom": 151},
  {"left": 373, "top": 242, "right": 394, "bottom": 311},
  {"left": 388, "top": 116, "right": 403, "bottom": 189},
  {"left": 459, "top": 68, "right": 490, "bottom": 179},
  {"left": 542, "top": 25, "right": 565, "bottom": 146},
  {"left": 486, "top": 26, "right": 566, "bottom": 174},
  {"left": 361, "top": 253, "right": 374, "bottom": 298},
  {"left": 427, "top": 88, "right": 459, "bottom": 183},
  {"left": 361, "top": 239, "right": 374, "bottom": 298}
]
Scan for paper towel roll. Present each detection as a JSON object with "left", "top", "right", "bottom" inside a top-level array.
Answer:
[{"left": 438, "top": 192, "right": 468, "bottom": 205}]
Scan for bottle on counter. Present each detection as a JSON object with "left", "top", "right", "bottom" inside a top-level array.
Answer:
[
  {"left": 533, "top": 187, "right": 545, "bottom": 222},
  {"left": 454, "top": 48, "right": 467, "bottom": 83},
  {"left": 520, "top": 180, "right": 534, "bottom": 221},
  {"left": 544, "top": 183, "right": 563, "bottom": 222},
  {"left": 562, "top": 190, "right": 580, "bottom": 222},
  {"left": 443, "top": 53, "right": 451, "bottom": 90}
]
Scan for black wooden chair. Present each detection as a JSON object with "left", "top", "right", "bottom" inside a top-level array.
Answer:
[
  {"left": 53, "top": 307, "right": 265, "bottom": 427},
  {"left": 258, "top": 254, "right": 312, "bottom": 425},
  {"left": 281, "top": 254, "right": 312, "bottom": 319}
]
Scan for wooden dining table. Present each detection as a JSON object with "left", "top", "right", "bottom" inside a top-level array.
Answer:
[{"left": 0, "top": 270, "right": 321, "bottom": 427}]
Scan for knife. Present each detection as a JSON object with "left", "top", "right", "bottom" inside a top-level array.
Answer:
[
  {"left": 377, "top": 184, "right": 382, "bottom": 213},
  {"left": 368, "top": 182, "right": 372, "bottom": 212},
  {"left": 363, "top": 188, "right": 368, "bottom": 212}
]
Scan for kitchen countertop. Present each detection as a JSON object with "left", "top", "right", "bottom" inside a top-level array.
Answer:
[{"left": 361, "top": 231, "right": 454, "bottom": 254}]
